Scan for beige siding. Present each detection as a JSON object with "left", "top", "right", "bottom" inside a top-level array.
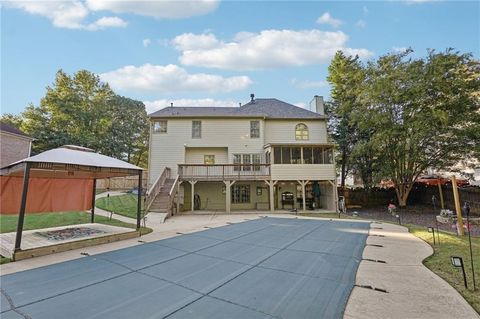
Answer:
[
  {"left": 0, "top": 132, "right": 31, "bottom": 167},
  {"left": 270, "top": 164, "right": 336, "bottom": 180},
  {"left": 185, "top": 147, "right": 228, "bottom": 164},
  {"left": 149, "top": 118, "right": 265, "bottom": 184},
  {"left": 264, "top": 120, "right": 327, "bottom": 144},
  {"left": 182, "top": 181, "right": 269, "bottom": 211}
]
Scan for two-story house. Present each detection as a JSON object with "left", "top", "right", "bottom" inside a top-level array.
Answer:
[{"left": 145, "top": 96, "right": 337, "bottom": 216}]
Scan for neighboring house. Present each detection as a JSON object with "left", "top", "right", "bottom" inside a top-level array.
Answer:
[
  {"left": 146, "top": 95, "right": 337, "bottom": 215},
  {"left": 0, "top": 122, "right": 33, "bottom": 168}
]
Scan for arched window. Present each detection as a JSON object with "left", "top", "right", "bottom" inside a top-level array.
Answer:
[{"left": 295, "top": 123, "right": 309, "bottom": 140}]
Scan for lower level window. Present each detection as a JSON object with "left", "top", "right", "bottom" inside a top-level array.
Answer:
[
  {"left": 204, "top": 155, "right": 215, "bottom": 164},
  {"left": 232, "top": 185, "right": 250, "bottom": 203}
]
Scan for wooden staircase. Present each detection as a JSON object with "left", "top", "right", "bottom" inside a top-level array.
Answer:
[
  {"left": 145, "top": 167, "right": 180, "bottom": 221},
  {"left": 148, "top": 178, "right": 175, "bottom": 213}
]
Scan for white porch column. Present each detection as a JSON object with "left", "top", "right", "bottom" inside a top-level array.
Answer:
[
  {"left": 223, "top": 180, "right": 236, "bottom": 213},
  {"left": 189, "top": 180, "right": 197, "bottom": 212},
  {"left": 297, "top": 180, "right": 309, "bottom": 213},
  {"left": 265, "top": 180, "right": 277, "bottom": 213},
  {"left": 176, "top": 181, "right": 182, "bottom": 214}
]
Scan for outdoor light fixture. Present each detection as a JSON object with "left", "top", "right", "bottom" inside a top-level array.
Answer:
[
  {"left": 395, "top": 214, "right": 401, "bottom": 225},
  {"left": 463, "top": 202, "right": 476, "bottom": 290},
  {"left": 451, "top": 256, "right": 468, "bottom": 289},
  {"left": 427, "top": 227, "right": 436, "bottom": 245}
]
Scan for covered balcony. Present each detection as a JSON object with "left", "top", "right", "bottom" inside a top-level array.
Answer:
[{"left": 265, "top": 144, "right": 336, "bottom": 180}]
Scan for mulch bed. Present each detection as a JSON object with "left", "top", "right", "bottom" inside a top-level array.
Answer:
[{"left": 346, "top": 205, "right": 479, "bottom": 235}]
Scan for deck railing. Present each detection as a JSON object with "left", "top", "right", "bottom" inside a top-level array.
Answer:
[
  {"left": 167, "top": 175, "right": 180, "bottom": 216},
  {"left": 145, "top": 167, "right": 170, "bottom": 212},
  {"left": 178, "top": 164, "right": 270, "bottom": 181}
]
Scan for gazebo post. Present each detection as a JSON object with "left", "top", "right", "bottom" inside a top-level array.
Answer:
[
  {"left": 136, "top": 170, "right": 142, "bottom": 230},
  {"left": 91, "top": 178, "right": 96, "bottom": 223},
  {"left": 14, "top": 162, "right": 31, "bottom": 252}
]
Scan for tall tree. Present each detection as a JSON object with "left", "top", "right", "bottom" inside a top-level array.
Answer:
[
  {"left": 358, "top": 49, "right": 480, "bottom": 206},
  {"left": 7, "top": 70, "right": 149, "bottom": 167},
  {"left": 327, "top": 51, "right": 366, "bottom": 189},
  {"left": 0, "top": 113, "right": 23, "bottom": 128},
  {"left": 105, "top": 96, "right": 149, "bottom": 166}
]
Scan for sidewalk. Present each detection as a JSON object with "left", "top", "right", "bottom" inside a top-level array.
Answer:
[
  {"left": 344, "top": 222, "right": 479, "bottom": 319},
  {"left": 94, "top": 191, "right": 168, "bottom": 226}
]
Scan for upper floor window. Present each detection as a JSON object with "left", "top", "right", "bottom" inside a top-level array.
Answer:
[
  {"left": 153, "top": 120, "right": 167, "bottom": 133},
  {"left": 192, "top": 120, "right": 202, "bottom": 138},
  {"left": 233, "top": 153, "right": 262, "bottom": 171},
  {"left": 250, "top": 121, "right": 260, "bottom": 138},
  {"left": 295, "top": 123, "right": 309, "bottom": 140}
]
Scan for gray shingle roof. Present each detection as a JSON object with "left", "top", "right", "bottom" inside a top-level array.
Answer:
[
  {"left": 148, "top": 98, "right": 325, "bottom": 119},
  {"left": 0, "top": 122, "right": 32, "bottom": 139}
]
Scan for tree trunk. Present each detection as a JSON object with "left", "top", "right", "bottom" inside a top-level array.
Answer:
[
  {"left": 340, "top": 148, "right": 347, "bottom": 189},
  {"left": 395, "top": 183, "right": 413, "bottom": 207}
]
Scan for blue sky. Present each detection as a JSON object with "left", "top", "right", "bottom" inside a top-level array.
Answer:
[{"left": 2, "top": 0, "right": 479, "bottom": 115}]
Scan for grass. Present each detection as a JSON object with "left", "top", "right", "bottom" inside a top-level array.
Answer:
[
  {"left": 407, "top": 224, "right": 480, "bottom": 313},
  {"left": 0, "top": 211, "right": 151, "bottom": 235},
  {"left": 0, "top": 211, "right": 152, "bottom": 264},
  {"left": 95, "top": 194, "right": 144, "bottom": 219}
]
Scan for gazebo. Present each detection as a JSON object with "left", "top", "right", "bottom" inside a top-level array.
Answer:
[{"left": 0, "top": 145, "right": 144, "bottom": 253}]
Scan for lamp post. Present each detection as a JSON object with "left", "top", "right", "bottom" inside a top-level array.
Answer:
[
  {"left": 427, "top": 227, "right": 436, "bottom": 246},
  {"left": 432, "top": 194, "right": 440, "bottom": 244},
  {"left": 396, "top": 214, "right": 401, "bottom": 225},
  {"left": 451, "top": 256, "right": 468, "bottom": 289},
  {"left": 463, "top": 202, "right": 476, "bottom": 290}
]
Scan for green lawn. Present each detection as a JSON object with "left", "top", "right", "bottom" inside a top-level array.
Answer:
[
  {"left": 0, "top": 211, "right": 152, "bottom": 265},
  {"left": 0, "top": 211, "right": 151, "bottom": 235},
  {"left": 96, "top": 194, "right": 144, "bottom": 219},
  {"left": 408, "top": 225, "right": 480, "bottom": 313}
]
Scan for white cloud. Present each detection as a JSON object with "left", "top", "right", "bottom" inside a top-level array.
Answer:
[
  {"left": 86, "top": 16, "right": 127, "bottom": 30},
  {"left": 392, "top": 46, "right": 408, "bottom": 53},
  {"left": 291, "top": 78, "right": 328, "bottom": 89},
  {"left": 316, "top": 12, "right": 343, "bottom": 28},
  {"left": 144, "top": 98, "right": 239, "bottom": 114},
  {"left": 143, "top": 38, "right": 151, "bottom": 47},
  {"left": 174, "top": 29, "right": 373, "bottom": 71},
  {"left": 356, "top": 19, "right": 366, "bottom": 28},
  {"left": 171, "top": 33, "right": 219, "bottom": 50},
  {"left": 7, "top": 0, "right": 219, "bottom": 30},
  {"left": 85, "top": 0, "right": 219, "bottom": 19},
  {"left": 7, "top": 1, "right": 126, "bottom": 30},
  {"left": 100, "top": 64, "right": 252, "bottom": 93},
  {"left": 8, "top": 1, "right": 89, "bottom": 29}
]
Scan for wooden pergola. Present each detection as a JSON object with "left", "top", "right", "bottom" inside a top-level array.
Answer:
[{"left": 0, "top": 145, "right": 143, "bottom": 253}]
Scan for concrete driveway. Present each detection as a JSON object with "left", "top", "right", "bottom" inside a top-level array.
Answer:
[{"left": 0, "top": 217, "right": 370, "bottom": 319}]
